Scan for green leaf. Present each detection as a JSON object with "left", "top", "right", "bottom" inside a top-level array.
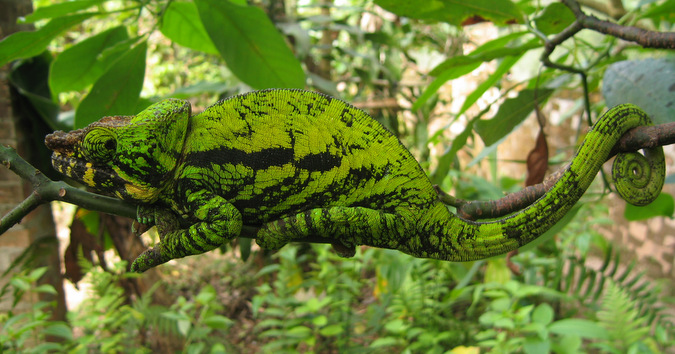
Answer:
[
  {"left": 454, "top": 54, "right": 522, "bottom": 119},
  {"left": 384, "top": 318, "right": 408, "bottom": 334},
  {"left": 412, "top": 62, "right": 479, "bottom": 111},
  {"left": 532, "top": 303, "right": 554, "bottom": 325},
  {"left": 534, "top": 2, "right": 575, "bottom": 35},
  {"left": 42, "top": 322, "right": 74, "bottom": 340},
  {"left": 28, "top": 267, "right": 49, "bottom": 281},
  {"left": 177, "top": 319, "right": 192, "bottom": 336},
  {"left": 524, "top": 337, "right": 551, "bottom": 354},
  {"left": 203, "top": 315, "right": 234, "bottom": 329},
  {"left": 9, "top": 277, "right": 30, "bottom": 291},
  {"left": 7, "top": 52, "right": 61, "bottom": 128},
  {"left": 160, "top": 1, "right": 218, "bottom": 54},
  {"left": 602, "top": 58, "right": 675, "bottom": 124},
  {"left": 319, "top": 324, "right": 343, "bottom": 336},
  {"left": 484, "top": 258, "right": 511, "bottom": 284},
  {"left": 417, "top": 35, "right": 537, "bottom": 112},
  {"left": 624, "top": 193, "right": 674, "bottom": 221},
  {"left": 49, "top": 26, "right": 130, "bottom": 94},
  {"left": 34, "top": 284, "right": 58, "bottom": 295},
  {"left": 374, "top": 0, "right": 522, "bottom": 26},
  {"left": 429, "top": 37, "right": 540, "bottom": 76},
  {"left": 22, "top": 0, "right": 105, "bottom": 23},
  {"left": 638, "top": 0, "right": 675, "bottom": 24},
  {"left": 548, "top": 319, "right": 609, "bottom": 339},
  {"left": 474, "top": 88, "right": 553, "bottom": 146},
  {"left": 194, "top": 0, "right": 305, "bottom": 89},
  {"left": 370, "top": 337, "right": 401, "bottom": 348},
  {"left": 286, "top": 325, "right": 312, "bottom": 338},
  {"left": 75, "top": 41, "right": 147, "bottom": 128},
  {"left": 0, "top": 13, "right": 95, "bottom": 67}
]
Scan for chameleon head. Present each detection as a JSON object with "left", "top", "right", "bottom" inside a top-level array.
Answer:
[{"left": 45, "top": 99, "right": 190, "bottom": 203}]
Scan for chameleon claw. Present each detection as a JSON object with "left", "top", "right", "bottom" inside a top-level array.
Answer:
[{"left": 130, "top": 247, "right": 171, "bottom": 273}]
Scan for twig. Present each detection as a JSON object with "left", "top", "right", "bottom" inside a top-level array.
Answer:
[
  {"left": 441, "top": 122, "right": 675, "bottom": 220},
  {"left": 562, "top": 0, "right": 675, "bottom": 49}
]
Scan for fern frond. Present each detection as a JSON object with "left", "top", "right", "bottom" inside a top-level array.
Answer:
[{"left": 596, "top": 281, "right": 651, "bottom": 351}]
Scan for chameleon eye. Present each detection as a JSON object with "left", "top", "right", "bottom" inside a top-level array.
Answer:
[{"left": 82, "top": 128, "right": 117, "bottom": 163}]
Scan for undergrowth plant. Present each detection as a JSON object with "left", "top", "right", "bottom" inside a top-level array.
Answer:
[{"left": 1, "top": 202, "right": 672, "bottom": 352}]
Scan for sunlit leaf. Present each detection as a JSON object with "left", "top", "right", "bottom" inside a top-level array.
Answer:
[
  {"left": 0, "top": 13, "right": 94, "bottom": 67},
  {"left": 375, "top": 0, "right": 522, "bottom": 26},
  {"left": 49, "top": 26, "right": 129, "bottom": 94},
  {"left": 160, "top": 1, "right": 218, "bottom": 54},
  {"left": 624, "top": 193, "right": 674, "bottom": 221},
  {"left": 475, "top": 88, "right": 553, "bottom": 146},
  {"left": 21, "top": 0, "right": 104, "bottom": 23},
  {"left": 534, "top": 2, "right": 575, "bottom": 35},
  {"left": 75, "top": 41, "right": 147, "bottom": 128},
  {"left": 194, "top": 0, "right": 305, "bottom": 89}
]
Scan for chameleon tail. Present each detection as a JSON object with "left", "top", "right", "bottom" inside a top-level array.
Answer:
[{"left": 410, "top": 104, "right": 665, "bottom": 262}]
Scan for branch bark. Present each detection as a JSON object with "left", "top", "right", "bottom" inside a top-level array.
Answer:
[
  {"left": 562, "top": 0, "right": 675, "bottom": 49},
  {"left": 441, "top": 122, "right": 675, "bottom": 221}
]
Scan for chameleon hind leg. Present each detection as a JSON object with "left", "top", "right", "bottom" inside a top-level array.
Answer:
[
  {"left": 255, "top": 206, "right": 405, "bottom": 256},
  {"left": 131, "top": 189, "right": 243, "bottom": 272}
]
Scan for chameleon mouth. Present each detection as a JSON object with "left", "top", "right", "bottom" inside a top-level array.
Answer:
[{"left": 50, "top": 152, "right": 121, "bottom": 191}]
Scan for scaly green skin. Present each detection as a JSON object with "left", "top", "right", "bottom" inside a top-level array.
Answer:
[{"left": 44, "top": 89, "right": 665, "bottom": 272}]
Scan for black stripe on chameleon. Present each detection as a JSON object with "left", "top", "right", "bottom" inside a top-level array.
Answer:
[{"left": 186, "top": 146, "right": 343, "bottom": 172}]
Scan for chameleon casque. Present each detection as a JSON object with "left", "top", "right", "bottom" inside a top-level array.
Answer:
[{"left": 45, "top": 89, "right": 665, "bottom": 273}]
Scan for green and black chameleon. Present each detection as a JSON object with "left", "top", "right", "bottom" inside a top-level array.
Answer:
[{"left": 45, "top": 89, "right": 665, "bottom": 273}]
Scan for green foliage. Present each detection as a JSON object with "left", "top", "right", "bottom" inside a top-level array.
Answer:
[
  {"left": 0, "top": 261, "right": 236, "bottom": 352},
  {"left": 594, "top": 281, "right": 658, "bottom": 353},
  {"left": 194, "top": 0, "right": 305, "bottom": 89},
  {"left": 0, "top": 267, "right": 71, "bottom": 353},
  {"left": 2, "top": 0, "right": 674, "bottom": 351},
  {"left": 374, "top": 0, "right": 522, "bottom": 26}
]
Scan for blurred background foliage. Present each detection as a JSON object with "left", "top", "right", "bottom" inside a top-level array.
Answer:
[{"left": 1, "top": 0, "right": 674, "bottom": 352}]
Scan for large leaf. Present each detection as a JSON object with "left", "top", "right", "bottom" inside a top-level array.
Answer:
[
  {"left": 49, "top": 26, "right": 130, "bottom": 95},
  {"left": 75, "top": 41, "right": 147, "bottom": 128},
  {"left": 548, "top": 319, "right": 609, "bottom": 340},
  {"left": 412, "top": 62, "right": 480, "bottom": 111},
  {"left": 602, "top": 58, "right": 675, "bottom": 124},
  {"left": 21, "top": 0, "right": 105, "bottom": 23},
  {"left": 429, "top": 37, "right": 540, "bottom": 76},
  {"left": 374, "top": 0, "right": 522, "bottom": 26},
  {"left": 624, "top": 193, "right": 674, "bottom": 221},
  {"left": 0, "top": 13, "right": 95, "bottom": 67},
  {"left": 533, "top": 2, "right": 575, "bottom": 35},
  {"left": 474, "top": 88, "right": 553, "bottom": 146},
  {"left": 194, "top": 0, "right": 305, "bottom": 89},
  {"left": 415, "top": 33, "right": 536, "bottom": 111},
  {"left": 160, "top": 1, "right": 218, "bottom": 55}
]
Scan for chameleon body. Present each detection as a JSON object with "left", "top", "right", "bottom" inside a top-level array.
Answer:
[{"left": 45, "top": 89, "right": 665, "bottom": 272}]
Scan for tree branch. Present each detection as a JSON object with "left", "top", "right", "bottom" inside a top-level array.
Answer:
[
  {"left": 441, "top": 122, "right": 675, "bottom": 220},
  {"left": 562, "top": 0, "right": 675, "bottom": 49}
]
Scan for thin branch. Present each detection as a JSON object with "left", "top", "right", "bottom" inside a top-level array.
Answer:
[
  {"left": 562, "top": 0, "right": 675, "bottom": 49},
  {"left": 442, "top": 122, "right": 675, "bottom": 220}
]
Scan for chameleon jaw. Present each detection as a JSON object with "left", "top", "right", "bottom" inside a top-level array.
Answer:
[{"left": 50, "top": 152, "right": 120, "bottom": 192}]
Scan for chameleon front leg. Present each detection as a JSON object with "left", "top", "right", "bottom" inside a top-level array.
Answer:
[
  {"left": 255, "top": 206, "right": 406, "bottom": 256},
  {"left": 131, "top": 189, "right": 242, "bottom": 272}
]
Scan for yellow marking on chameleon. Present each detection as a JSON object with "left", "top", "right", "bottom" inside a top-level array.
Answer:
[
  {"left": 82, "top": 164, "right": 97, "bottom": 187},
  {"left": 124, "top": 183, "right": 153, "bottom": 202}
]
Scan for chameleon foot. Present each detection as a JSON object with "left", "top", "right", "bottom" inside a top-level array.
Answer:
[{"left": 130, "top": 246, "right": 171, "bottom": 273}]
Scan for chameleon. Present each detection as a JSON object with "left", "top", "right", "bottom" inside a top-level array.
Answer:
[{"left": 44, "top": 89, "right": 665, "bottom": 273}]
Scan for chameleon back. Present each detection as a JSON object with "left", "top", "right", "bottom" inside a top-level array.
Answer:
[{"left": 175, "top": 89, "right": 438, "bottom": 225}]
